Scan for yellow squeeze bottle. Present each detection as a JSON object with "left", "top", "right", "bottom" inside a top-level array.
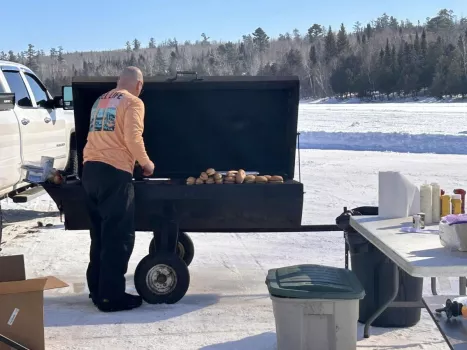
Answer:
[
  {"left": 441, "top": 194, "right": 451, "bottom": 217},
  {"left": 452, "top": 194, "right": 462, "bottom": 215}
]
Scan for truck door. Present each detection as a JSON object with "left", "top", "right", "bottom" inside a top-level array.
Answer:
[
  {"left": 22, "top": 71, "right": 67, "bottom": 168},
  {"left": 2, "top": 68, "right": 50, "bottom": 166},
  {"left": 0, "top": 73, "right": 21, "bottom": 192}
]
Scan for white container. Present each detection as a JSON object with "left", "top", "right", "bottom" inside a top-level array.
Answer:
[
  {"left": 266, "top": 264, "right": 365, "bottom": 350},
  {"left": 271, "top": 296, "right": 360, "bottom": 350},
  {"left": 439, "top": 221, "right": 467, "bottom": 251},
  {"left": 420, "top": 183, "right": 433, "bottom": 225},
  {"left": 431, "top": 183, "right": 441, "bottom": 223}
]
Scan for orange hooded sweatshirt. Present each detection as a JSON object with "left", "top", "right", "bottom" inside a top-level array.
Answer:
[{"left": 83, "top": 88, "right": 150, "bottom": 174}]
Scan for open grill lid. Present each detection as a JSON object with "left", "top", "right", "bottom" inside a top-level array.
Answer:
[{"left": 71, "top": 73, "right": 300, "bottom": 180}]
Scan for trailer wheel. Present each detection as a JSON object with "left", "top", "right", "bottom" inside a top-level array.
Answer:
[
  {"left": 149, "top": 231, "right": 194, "bottom": 266},
  {"left": 134, "top": 253, "right": 190, "bottom": 304}
]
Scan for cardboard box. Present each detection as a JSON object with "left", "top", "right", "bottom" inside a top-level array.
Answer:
[{"left": 0, "top": 255, "right": 68, "bottom": 350}]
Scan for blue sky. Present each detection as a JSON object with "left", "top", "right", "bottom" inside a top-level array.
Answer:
[{"left": 2, "top": 0, "right": 465, "bottom": 53}]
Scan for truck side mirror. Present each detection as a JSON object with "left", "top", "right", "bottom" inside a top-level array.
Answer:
[
  {"left": 53, "top": 96, "right": 64, "bottom": 108},
  {"left": 0, "top": 92, "right": 15, "bottom": 111},
  {"left": 62, "top": 85, "right": 73, "bottom": 110}
]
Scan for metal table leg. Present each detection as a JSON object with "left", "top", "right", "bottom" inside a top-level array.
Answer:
[
  {"left": 431, "top": 277, "right": 438, "bottom": 296},
  {"left": 459, "top": 277, "right": 466, "bottom": 295},
  {"left": 364, "top": 264, "right": 400, "bottom": 338}
]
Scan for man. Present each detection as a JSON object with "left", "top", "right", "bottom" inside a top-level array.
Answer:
[{"left": 82, "top": 66, "right": 155, "bottom": 312}]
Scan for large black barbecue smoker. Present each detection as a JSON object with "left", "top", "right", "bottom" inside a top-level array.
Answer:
[{"left": 43, "top": 72, "right": 338, "bottom": 305}]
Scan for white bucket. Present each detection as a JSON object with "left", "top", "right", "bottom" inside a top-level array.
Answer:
[{"left": 271, "top": 295, "right": 359, "bottom": 350}]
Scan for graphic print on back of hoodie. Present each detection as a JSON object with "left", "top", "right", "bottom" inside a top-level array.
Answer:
[{"left": 89, "top": 91, "right": 124, "bottom": 132}]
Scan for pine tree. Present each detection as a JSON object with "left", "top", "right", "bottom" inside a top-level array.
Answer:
[
  {"left": 57, "top": 46, "right": 65, "bottom": 64},
  {"left": 337, "top": 23, "right": 349, "bottom": 54},
  {"left": 133, "top": 39, "right": 141, "bottom": 51},
  {"left": 252, "top": 28, "right": 270, "bottom": 53},
  {"left": 26, "top": 44, "right": 38, "bottom": 71},
  {"left": 201, "top": 33, "right": 210, "bottom": 46},
  {"left": 307, "top": 24, "right": 323, "bottom": 43},
  {"left": 309, "top": 45, "right": 317, "bottom": 65},
  {"left": 414, "top": 32, "right": 421, "bottom": 56},
  {"left": 421, "top": 29, "right": 428, "bottom": 58},
  {"left": 365, "top": 24, "right": 372, "bottom": 39},
  {"left": 324, "top": 26, "right": 337, "bottom": 62},
  {"left": 125, "top": 41, "right": 132, "bottom": 53},
  {"left": 149, "top": 38, "right": 156, "bottom": 49},
  {"left": 8, "top": 51, "right": 16, "bottom": 62}
]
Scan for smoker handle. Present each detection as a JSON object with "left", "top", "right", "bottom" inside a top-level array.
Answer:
[{"left": 168, "top": 71, "right": 200, "bottom": 82}]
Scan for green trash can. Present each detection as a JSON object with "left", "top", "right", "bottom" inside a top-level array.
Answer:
[{"left": 266, "top": 264, "right": 365, "bottom": 350}]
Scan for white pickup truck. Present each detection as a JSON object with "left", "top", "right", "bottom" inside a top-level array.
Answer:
[{"left": 0, "top": 61, "right": 76, "bottom": 245}]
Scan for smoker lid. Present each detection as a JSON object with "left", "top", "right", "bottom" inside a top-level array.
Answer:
[{"left": 71, "top": 74, "right": 300, "bottom": 179}]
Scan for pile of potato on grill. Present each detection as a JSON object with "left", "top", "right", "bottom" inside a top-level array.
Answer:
[{"left": 186, "top": 169, "right": 284, "bottom": 185}]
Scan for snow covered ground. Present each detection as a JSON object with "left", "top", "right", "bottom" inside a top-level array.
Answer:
[{"left": 2, "top": 103, "right": 467, "bottom": 349}]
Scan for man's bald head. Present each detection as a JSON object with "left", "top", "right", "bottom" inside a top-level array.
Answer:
[{"left": 117, "top": 66, "right": 144, "bottom": 97}]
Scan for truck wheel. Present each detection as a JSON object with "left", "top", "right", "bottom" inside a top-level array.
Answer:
[
  {"left": 149, "top": 231, "right": 194, "bottom": 266},
  {"left": 134, "top": 253, "right": 190, "bottom": 304}
]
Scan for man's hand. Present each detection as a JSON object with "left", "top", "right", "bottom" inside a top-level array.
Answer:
[{"left": 142, "top": 161, "right": 155, "bottom": 176}]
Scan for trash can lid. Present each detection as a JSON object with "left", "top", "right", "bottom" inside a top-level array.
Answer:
[{"left": 266, "top": 264, "right": 365, "bottom": 300}]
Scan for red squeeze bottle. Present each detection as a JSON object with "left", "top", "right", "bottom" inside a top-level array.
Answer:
[{"left": 454, "top": 189, "right": 466, "bottom": 214}]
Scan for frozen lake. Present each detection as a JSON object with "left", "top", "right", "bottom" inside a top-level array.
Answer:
[{"left": 297, "top": 102, "right": 467, "bottom": 154}]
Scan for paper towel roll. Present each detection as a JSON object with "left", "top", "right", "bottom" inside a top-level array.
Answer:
[
  {"left": 431, "top": 183, "right": 441, "bottom": 223},
  {"left": 420, "top": 184, "right": 433, "bottom": 224},
  {"left": 378, "top": 171, "right": 420, "bottom": 218}
]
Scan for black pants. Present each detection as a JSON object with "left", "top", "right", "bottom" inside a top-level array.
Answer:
[{"left": 81, "top": 161, "right": 135, "bottom": 300}]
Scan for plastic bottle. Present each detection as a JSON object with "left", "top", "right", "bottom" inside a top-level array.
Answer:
[
  {"left": 420, "top": 183, "right": 433, "bottom": 224},
  {"left": 431, "top": 183, "right": 441, "bottom": 223},
  {"left": 452, "top": 194, "right": 462, "bottom": 215},
  {"left": 454, "top": 189, "right": 466, "bottom": 214},
  {"left": 441, "top": 194, "right": 451, "bottom": 217}
]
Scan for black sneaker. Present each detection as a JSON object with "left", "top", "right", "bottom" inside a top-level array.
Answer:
[{"left": 96, "top": 293, "right": 143, "bottom": 312}]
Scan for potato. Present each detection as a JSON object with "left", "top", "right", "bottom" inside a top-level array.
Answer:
[
  {"left": 244, "top": 174, "right": 256, "bottom": 183},
  {"left": 255, "top": 175, "right": 268, "bottom": 183},
  {"left": 186, "top": 177, "right": 196, "bottom": 185},
  {"left": 236, "top": 169, "right": 246, "bottom": 184}
]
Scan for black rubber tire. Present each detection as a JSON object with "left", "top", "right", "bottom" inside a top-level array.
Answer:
[
  {"left": 134, "top": 253, "right": 190, "bottom": 304},
  {"left": 149, "top": 231, "right": 194, "bottom": 266}
]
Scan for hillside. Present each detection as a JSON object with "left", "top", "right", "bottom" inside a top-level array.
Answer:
[{"left": 1, "top": 9, "right": 466, "bottom": 99}]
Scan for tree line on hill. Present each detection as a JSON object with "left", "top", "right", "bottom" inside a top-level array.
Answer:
[{"left": 1, "top": 9, "right": 466, "bottom": 99}]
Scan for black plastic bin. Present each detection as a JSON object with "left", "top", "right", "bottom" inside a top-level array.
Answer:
[{"left": 336, "top": 206, "right": 423, "bottom": 328}]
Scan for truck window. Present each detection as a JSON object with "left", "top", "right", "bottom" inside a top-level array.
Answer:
[
  {"left": 24, "top": 73, "right": 49, "bottom": 107},
  {"left": 2, "top": 71, "right": 33, "bottom": 107}
]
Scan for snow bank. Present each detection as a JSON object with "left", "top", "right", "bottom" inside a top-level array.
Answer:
[
  {"left": 302, "top": 96, "right": 466, "bottom": 104},
  {"left": 298, "top": 131, "right": 467, "bottom": 154}
]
